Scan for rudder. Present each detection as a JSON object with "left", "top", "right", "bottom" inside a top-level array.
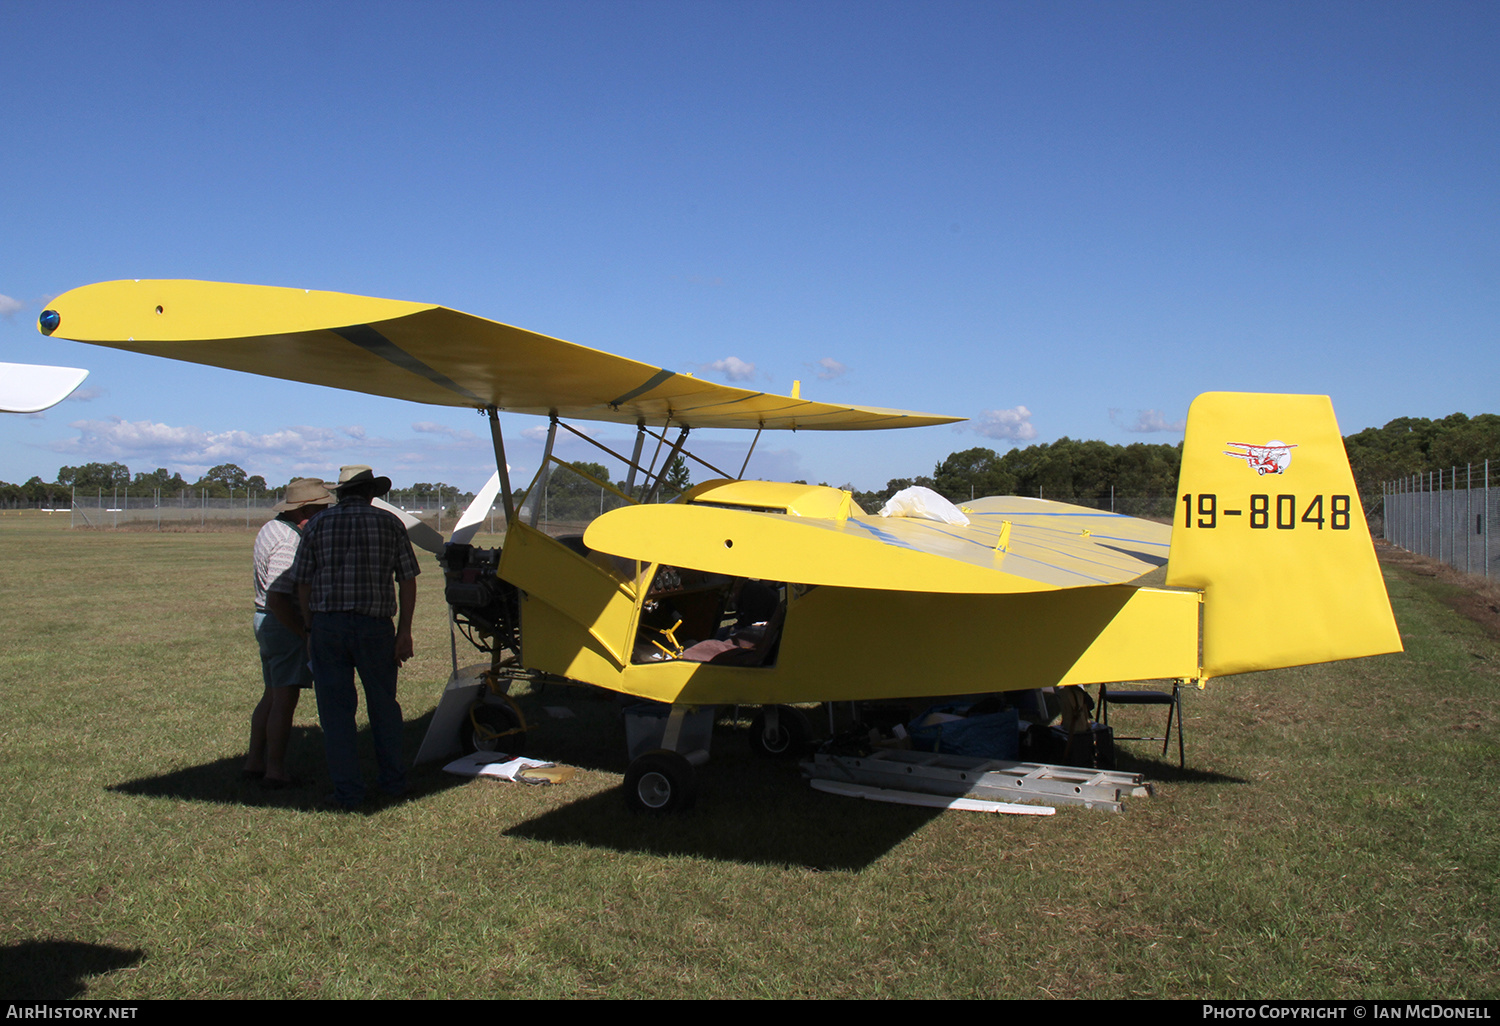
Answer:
[{"left": 1165, "top": 392, "right": 1402, "bottom": 678}]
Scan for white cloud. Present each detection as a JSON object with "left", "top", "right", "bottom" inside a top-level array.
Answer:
[
  {"left": 972, "top": 406, "right": 1038, "bottom": 442},
  {"left": 521, "top": 423, "right": 600, "bottom": 447},
  {"left": 811, "top": 357, "right": 847, "bottom": 381},
  {"left": 703, "top": 356, "right": 757, "bottom": 382},
  {"left": 66, "top": 386, "right": 105, "bottom": 402},
  {"left": 51, "top": 417, "right": 349, "bottom": 476},
  {"left": 0, "top": 294, "right": 23, "bottom": 319},
  {"left": 42, "top": 415, "right": 501, "bottom": 488},
  {"left": 412, "top": 420, "right": 478, "bottom": 442},
  {"left": 1109, "top": 408, "right": 1186, "bottom": 434}
]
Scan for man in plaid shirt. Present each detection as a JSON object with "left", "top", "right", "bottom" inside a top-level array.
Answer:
[{"left": 292, "top": 466, "right": 420, "bottom": 809}]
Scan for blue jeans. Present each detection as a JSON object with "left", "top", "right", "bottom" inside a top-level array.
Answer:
[{"left": 308, "top": 611, "right": 407, "bottom": 805}]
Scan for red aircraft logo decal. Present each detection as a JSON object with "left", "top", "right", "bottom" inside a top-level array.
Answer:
[{"left": 1224, "top": 440, "right": 1296, "bottom": 476}]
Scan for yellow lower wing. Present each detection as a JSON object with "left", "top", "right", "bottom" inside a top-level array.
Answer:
[{"left": 584, "top": 501, "right": 1169, "bottom": 594}]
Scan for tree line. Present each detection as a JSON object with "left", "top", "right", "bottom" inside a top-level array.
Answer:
[
  {"left": 1341, "top": 413, "right": 1500, "bottom": 511},
  {"left": 845, "top": 439, "right": 1183, "bottom": 516},
  {"left": 0, "top": 462, "right": 272, "bottom": 505}
]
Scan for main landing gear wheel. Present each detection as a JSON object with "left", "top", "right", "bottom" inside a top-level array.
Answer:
[
  {"left": 624, "top": 749, "right": 698, "bottom": 814},
  {"left": 462, "top": 701, "right": 527, "bottom": 756},
  {"left": 748, "top": 705, "right": 812, "bottom": 759}
]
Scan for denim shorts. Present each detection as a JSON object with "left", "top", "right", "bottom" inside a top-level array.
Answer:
[{"left": 255, "top": 609, "right": 313, "bottom": 689}]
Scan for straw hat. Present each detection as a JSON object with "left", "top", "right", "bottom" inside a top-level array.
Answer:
[{"left": 271, "top": 477, "right": 336, "bottom": 513}]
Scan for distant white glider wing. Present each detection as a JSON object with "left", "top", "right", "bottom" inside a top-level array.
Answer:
[{"left": 0, "top": 363, "right": 88, "bottom": 413}]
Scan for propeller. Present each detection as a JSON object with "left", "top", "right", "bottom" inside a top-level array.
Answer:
[
  {"left": 372, "top": 470, "right": 503, "bottom": 554},
  {"left": 372, "top": 497, "right": 446, "bottom": 554},
  {"left": 450, "top": 471, "right": 503, "bottom": 547},
  {"left": 0, "top": 363, "right": 88, "bottom": 414}
]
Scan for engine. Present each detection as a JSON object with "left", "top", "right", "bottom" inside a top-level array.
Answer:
[{"left": 438, "top": 542, "right": 521, "bottom": 656}]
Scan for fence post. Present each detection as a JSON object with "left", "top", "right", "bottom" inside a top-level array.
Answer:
[
  {"left": 1428, "top": 471, "right": 1434, "bottom": 558},
  {"left": 1391, "top": 477, "right": 1397, "bottom": 548},
  {"left": 1437, "top": 468, "right": 1443, "bottom": 565}
]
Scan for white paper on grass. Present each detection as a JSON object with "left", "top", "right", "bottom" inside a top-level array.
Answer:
[{"left": 442, "top": 751, "right": 555, "bottom": 782}]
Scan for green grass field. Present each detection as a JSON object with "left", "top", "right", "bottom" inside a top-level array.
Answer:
[{"left": 0, "top": 513, "right": 1495, "bottom": 999}]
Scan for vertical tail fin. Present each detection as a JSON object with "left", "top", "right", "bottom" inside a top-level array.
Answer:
[{"left": 1165, "top": 392, "right": 1402, "bottom": 678}]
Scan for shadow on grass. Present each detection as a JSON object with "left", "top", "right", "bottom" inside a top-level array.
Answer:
[
  {"left": 505, "top": 754, "right": 946, "bottom": 871},
  {"left": 502, "top": 745, "right": 1246, "bottom": 869},
  {"left": 1111, "top": 747, "right": 1249, "bottom": 785},
  {"left": 106, "top": 709, "right": 467, "bottom": 813},
  {"left": 106, "top": 681, "right": 1236, "bottom": 853},
  {"left": 0, "top": 939, "right": 144, "bottom": 999}
]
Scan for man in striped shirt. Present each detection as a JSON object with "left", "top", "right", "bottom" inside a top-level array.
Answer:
[
  {"left": 246, "top": 478, "right": 334, "bottom": 788},
  {"left": 291, "top": 466, "right": 421, "bottom": 809}
]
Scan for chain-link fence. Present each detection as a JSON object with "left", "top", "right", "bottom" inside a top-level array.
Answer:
[
  {"left": 66, "top": 489, "right": 284, "bottom": 528},
  {"left": 1043, "top": 493, "right": 1176, "bottom": 519},
  {"left": 1382, "top": 462, "right": 1495, "bottom": 580},
  {"left": 64, "top": 487, "right": 479, "bottom": 530}
]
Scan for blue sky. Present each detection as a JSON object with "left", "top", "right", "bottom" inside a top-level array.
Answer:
[{"left": 3, "top": 0, "right": 1496, "bottom": 493}]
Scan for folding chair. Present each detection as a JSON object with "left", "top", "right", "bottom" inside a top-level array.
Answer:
[{"left": 1098, "top": 681, "right": 1184, "bottom": 768}]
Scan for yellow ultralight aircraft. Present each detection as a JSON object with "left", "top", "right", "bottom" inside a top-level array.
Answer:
[{"left": 39, "top": 280, "right": 1402, "bottom": 812}]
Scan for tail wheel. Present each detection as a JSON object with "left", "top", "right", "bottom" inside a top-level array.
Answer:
[
  {"left": 748, "top": 705, "right": 812, "bottom": 759},
  {"left": 462, "top": 700, "right": 526, "bottom": 756},
  {"left": 624, "top": 750, "right": 697, "bottom": 815}
]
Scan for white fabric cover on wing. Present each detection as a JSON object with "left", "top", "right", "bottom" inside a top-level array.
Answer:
[{"left": 878, "top": 486, "right": 971, "bottom": 526}]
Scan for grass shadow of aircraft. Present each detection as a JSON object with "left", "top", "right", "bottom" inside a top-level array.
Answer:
[{"left": 503, "top": 757, "right": 946, "bottom": 871}]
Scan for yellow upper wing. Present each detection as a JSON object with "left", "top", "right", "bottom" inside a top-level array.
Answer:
[
  {"left": 40, "top": 279, "right": 961, "bottom": 431},
  {"left": 584, "top": 494, "right": 1171, "bottom": 594}
]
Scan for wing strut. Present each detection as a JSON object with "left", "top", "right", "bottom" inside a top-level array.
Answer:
[
  {"left": 556, "top": 418, "right": 645, "bottom": 473},
  {"left": 484, "top": 406, "right": 515, "bottom": 524},
  {"left": 623, "top": 424, "right": 647, "bottom": 498},
  {"left": 644, "top": 426, "right": 691, "bottom": 503},
  {"left": 638, "top": 423, "right": 733, "bottom": 481},
  {"left": 638, "top": 423, "right": 669, "bottom": 500},
  {"left": 738, "top": 426, "right": 763, "bottom": 480},
  {"left": 528, "top": 416, "right": 560, "bottom": 528}
]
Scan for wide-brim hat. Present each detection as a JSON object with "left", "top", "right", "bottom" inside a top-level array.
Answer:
[
  {"left": 335, "top": 464, "right": 392, "bottom": 498},
  {"left": 271, "top": 477, "right": 336, "bottom": 513}
]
